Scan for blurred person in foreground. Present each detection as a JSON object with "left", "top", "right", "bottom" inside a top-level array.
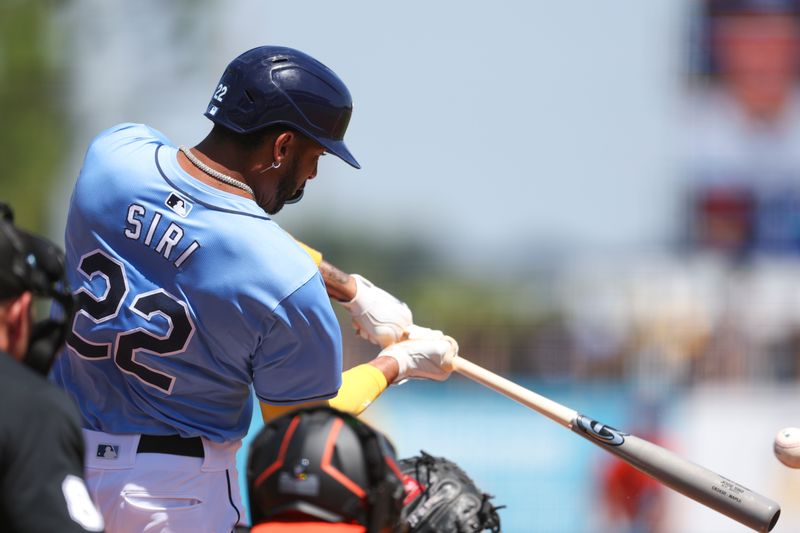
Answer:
[
  {"left": 50, "top": 44, "right": 458, "bottom": 532},
  {"left": 246, "top": 406, "right": 502, "bottom": 533},
  {"left": 0, "top": 203, "right": 104, "bottom": 532}
]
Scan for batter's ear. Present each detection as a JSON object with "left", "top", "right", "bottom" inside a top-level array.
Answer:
[{"left": 273, "top": 131, "right": 295, "bottom": 163}]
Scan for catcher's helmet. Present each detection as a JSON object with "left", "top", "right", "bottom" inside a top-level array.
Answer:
[
  {"left": 247, "top": 406, "right": 406, "bottom": 533},
  {"left": 0, "top": 202, "right": 74, "bottom": 375},
  {"left": 205, "top": 45, "right": 360, "bottom": 169}
]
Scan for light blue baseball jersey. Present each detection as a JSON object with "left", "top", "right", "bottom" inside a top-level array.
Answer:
[{"left": 51, "top": 123, "right": 342, "bottom": 442}]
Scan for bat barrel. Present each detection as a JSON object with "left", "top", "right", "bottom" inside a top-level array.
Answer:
[
  {"left": 572, "top": 415, "right": 781, "bottom": 532},
  {"left": 454, "top": 356, "right": 781, "bottom": 531}
]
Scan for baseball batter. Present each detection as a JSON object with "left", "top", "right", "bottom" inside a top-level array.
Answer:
[{"left": 51, "top": 46, "right": 456, "bottom": 532}]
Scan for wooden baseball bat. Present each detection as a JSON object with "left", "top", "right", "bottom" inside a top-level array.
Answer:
[{"left": 452, "top": 356, "right": 781, "bottom": 532}]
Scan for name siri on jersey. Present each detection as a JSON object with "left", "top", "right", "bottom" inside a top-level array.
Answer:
[{"left": 124, "top": 198, "right": 200, "bottom": 269}]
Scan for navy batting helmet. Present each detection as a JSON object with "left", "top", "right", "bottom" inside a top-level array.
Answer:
[
  {"left": 247, "top": 406, "right": 406, "bottom": 533},
  {"left": 205, "top": 46, "right": 360, "bottom": 169}
]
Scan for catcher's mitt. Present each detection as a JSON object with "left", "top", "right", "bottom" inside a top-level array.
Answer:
[{"left": 398, "top": 451, "right": 502, "bottom": 533}]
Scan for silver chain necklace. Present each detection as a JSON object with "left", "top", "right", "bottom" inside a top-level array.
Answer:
[{"left": 178, "top": 145, "right": 254, "bottom": 197}]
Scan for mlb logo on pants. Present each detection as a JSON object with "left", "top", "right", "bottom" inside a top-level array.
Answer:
[{"left": 96, "top": 444, "right": 119, "bottom": 459}]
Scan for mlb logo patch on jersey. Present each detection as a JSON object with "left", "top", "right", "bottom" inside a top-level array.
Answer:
[
  {"left": 96, "top": 444, "right": 119, "bottom": 459},
  {"left": 165, "top": 192, "right": 192, "bottom": 217}
]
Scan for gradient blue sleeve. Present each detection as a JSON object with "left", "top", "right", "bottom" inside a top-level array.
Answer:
[{"left": 252, "top": 273, "right": 343, "bottom": 404}]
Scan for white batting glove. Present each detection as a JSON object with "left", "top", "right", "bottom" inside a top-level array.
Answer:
[
  {"left": 378, "top": 325, "right": 458, "bottom": 383},
  {"left": 340, "top": 274, "right": 413, "bottom": 348}
]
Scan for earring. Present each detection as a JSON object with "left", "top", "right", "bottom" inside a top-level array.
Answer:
[{"left": 259, "top": 161, "right": 282, "bottom": 174}]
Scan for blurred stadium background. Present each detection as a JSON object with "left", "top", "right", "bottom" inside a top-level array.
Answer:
[{"left": 5, "top": 0, "right": 800, "bottom": 530}]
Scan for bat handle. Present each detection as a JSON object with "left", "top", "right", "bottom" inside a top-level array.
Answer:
[{"left": 453, "top": 356, "right": 577, "bottom": 428}]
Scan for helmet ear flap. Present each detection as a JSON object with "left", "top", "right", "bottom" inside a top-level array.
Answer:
[{"left": 23, "top": 319, "right": 66, "bottom": 375}]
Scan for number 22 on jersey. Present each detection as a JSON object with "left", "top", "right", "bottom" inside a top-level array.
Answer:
[{"left": 66, "top": 250, "right": 195, "bottom": 394}]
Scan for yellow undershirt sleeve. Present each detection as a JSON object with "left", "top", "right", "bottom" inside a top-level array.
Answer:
[
  {"left": 327, "top": 363, "right": 388, "bottom": 414},
  {"left": 295, "top": 240, "right": 323, "bottom": 267},
  {"left": 260, "top": 363, "right": 388, "bottom": 423}
]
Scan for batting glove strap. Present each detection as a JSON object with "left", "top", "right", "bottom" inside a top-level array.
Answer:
[
  {"left": 379, "top": 330, "right": 458, "bottom": 383},
  {"left": 341, "top": 274, "right": 413, "bottom": 348}
]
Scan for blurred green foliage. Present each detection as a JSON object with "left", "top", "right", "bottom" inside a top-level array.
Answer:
[
  {"left": 0, "top": 0, "right": 66, "bottom": 232},
  {"left": 296, "top": 225, "right": 563, "bottom": 374}
]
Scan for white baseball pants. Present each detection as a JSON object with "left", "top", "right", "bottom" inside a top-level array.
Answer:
[{"left": 82, "top": 429, "right": 243, "bottom": 533}]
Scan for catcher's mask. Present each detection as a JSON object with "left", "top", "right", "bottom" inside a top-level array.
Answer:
[
  {"left": 205, "top": 45, "right": 360, "bottom": 169},
  {"left": 247, "top": 406, "right": 407, "bottom": 533},
  {"left": 0, "top": 202, "right": 74, "bottom": 375}
]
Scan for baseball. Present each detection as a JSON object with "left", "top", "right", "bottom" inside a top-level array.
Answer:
[{"left": 774, "top": 427, "right": 800, "bottom": 468}]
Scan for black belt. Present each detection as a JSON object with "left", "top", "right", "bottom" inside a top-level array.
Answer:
[{"left": 137, "top": 434, "right": 204, "bottom": 458}]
